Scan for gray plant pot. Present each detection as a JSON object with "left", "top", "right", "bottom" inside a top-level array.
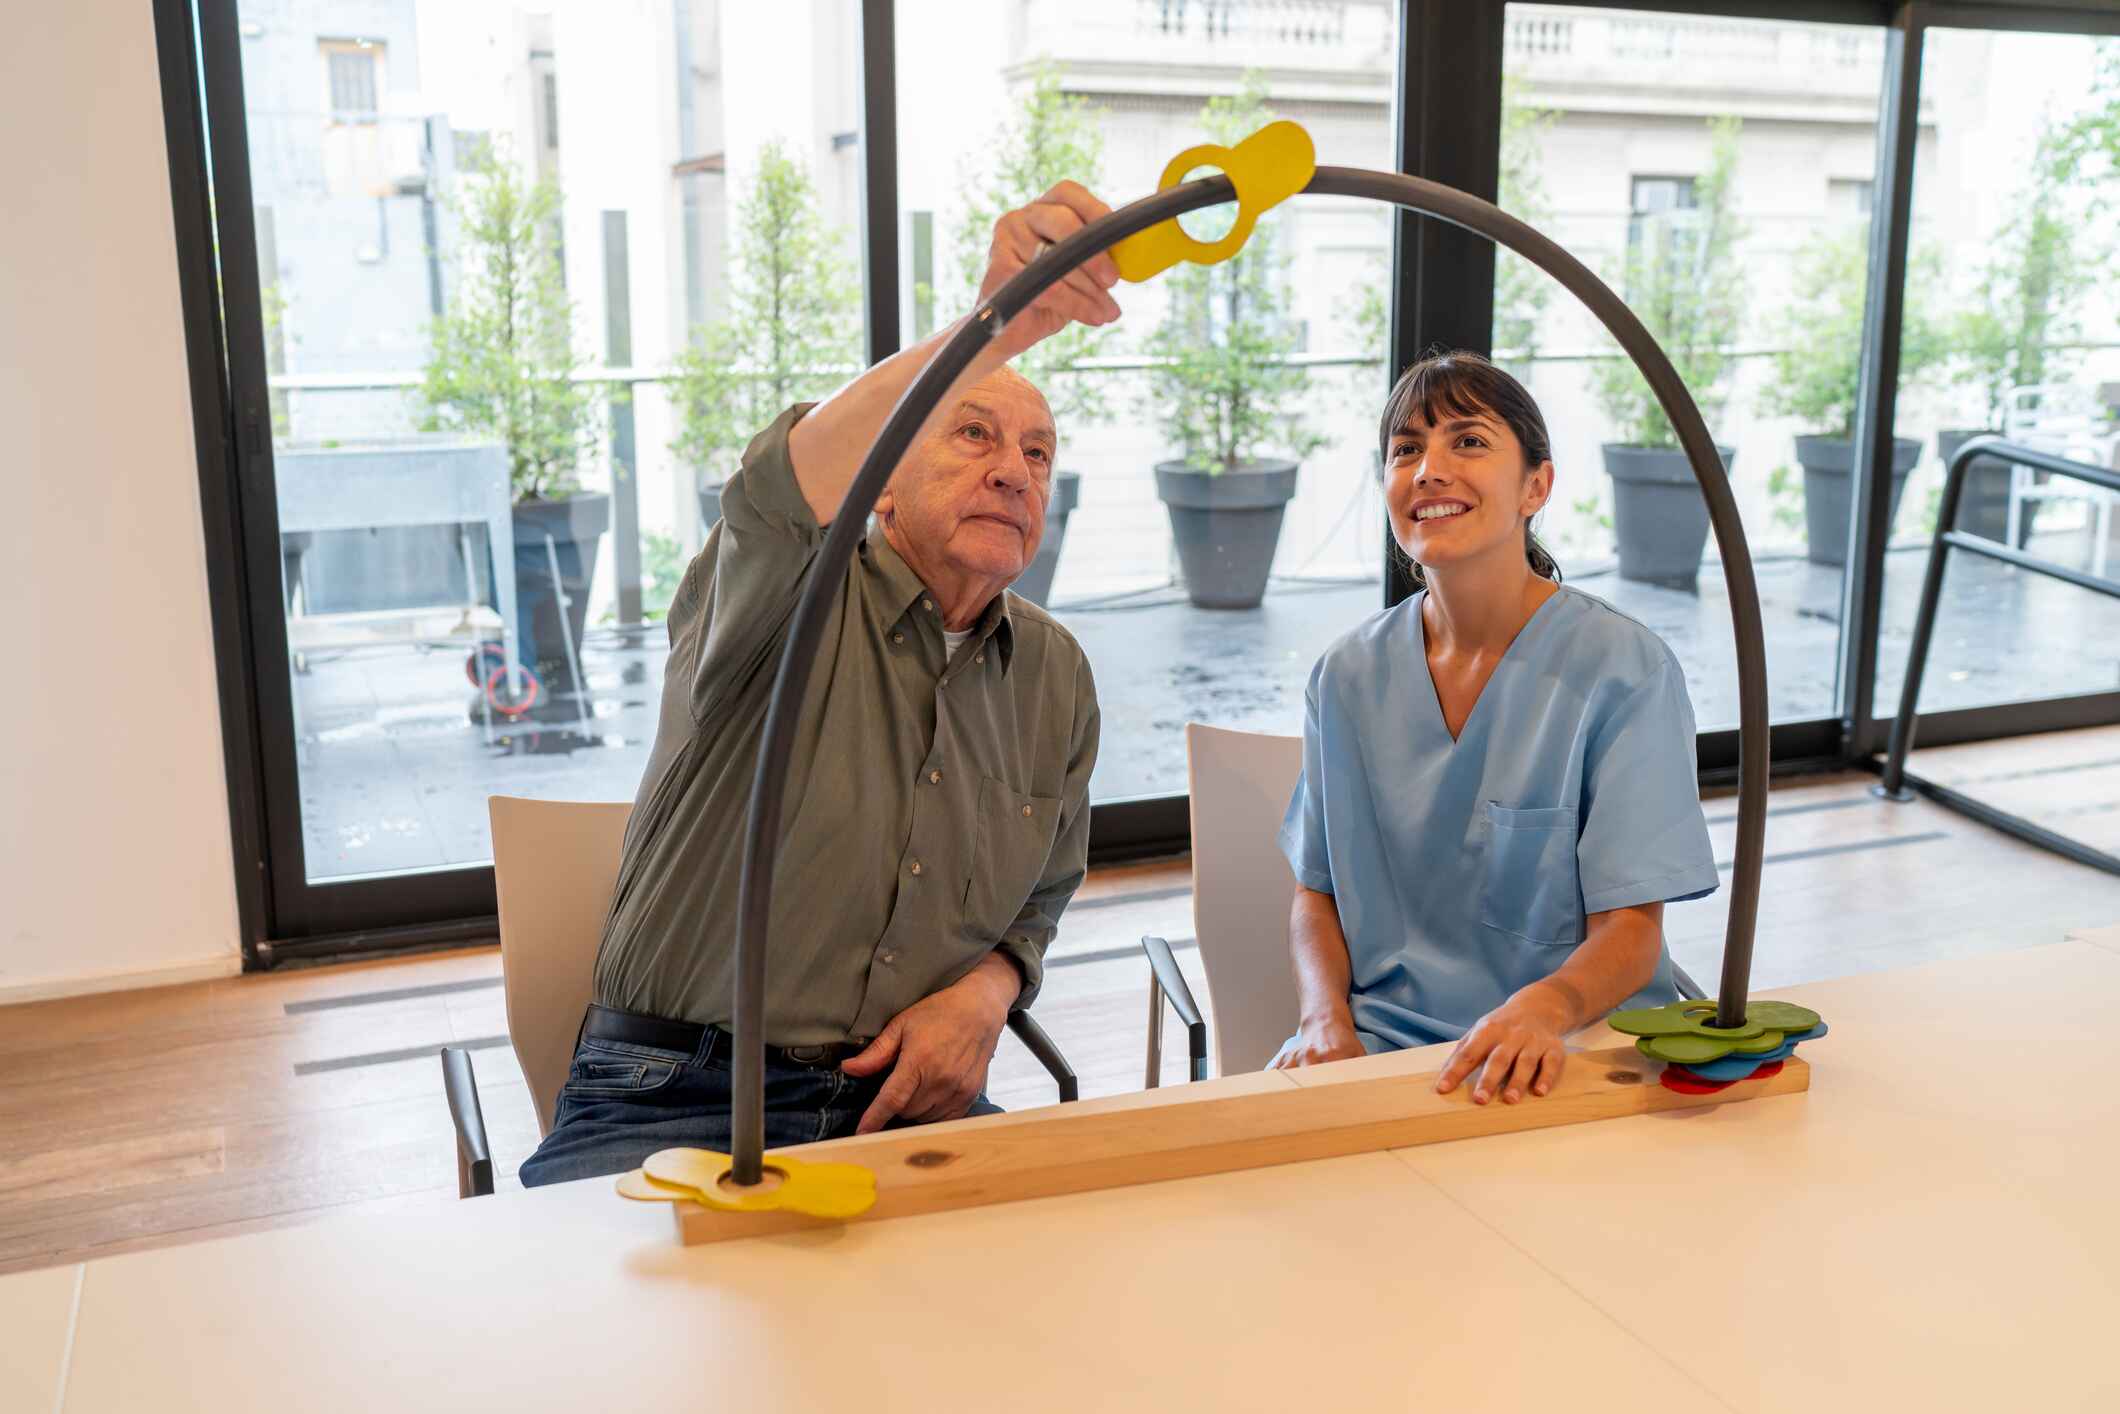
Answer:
[
  {"left": 1602, "top": 443, "right": 1735, "bottom": 592},
  {"left": 1011, "top": 469, "right": 1081, "bottom": 608},
  {"left": 1793, "top": 435, "right": 1922, "bottom": 566},
  {"left": 1936, "top": 428, "right": 2031, "bottom": 546},
  {"left": 510, "top": 492, "right": 610, "bottom": 682},
  {"left": 1154, "top": 459, "right": 1299, "bottom": 610}
]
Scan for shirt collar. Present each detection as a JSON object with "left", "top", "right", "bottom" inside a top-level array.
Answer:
[{"left": 862, "top": 525, "right": 1016, "bottom": 673}]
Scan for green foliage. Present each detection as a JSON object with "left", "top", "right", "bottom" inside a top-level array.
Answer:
[
  {"left": 419, "top": 142, "right": 600, "bottom": 502},
  {"left": 668, "top": 142, "right": 863, "bottom": 486},
  {"left": 1340, "top": 77, "right": 1554, "bottom": 375},
  {"left": 949, "top": 60, "right": 1114, "bottom": 427},
  {"left": 1757, "top": 229, "right": 1948, "bottom": 440},
  {"left": 1494, "top": 74, "right": 1557, "bottom": 369},
  {"left": 1590, "top": 117, "right": 1746, "bottom": 449},
  {"left": 1144, "top": 77, "right": 1327, "bottom": 472},
  {"left": 639, "top": 530, "right": 684, "bottom": 621},
  {"left": 1946, "top": 121, "right": 2096, "bottom": 429},
  {"left": 2056, "top": 40, "right": 2120, "bottom": 201},
  {"left": 261, "top": 281, "right": 291, "bottom": 439},
  {"left": 1764, "top": 463, "right": 1805, "bottom": 534}
]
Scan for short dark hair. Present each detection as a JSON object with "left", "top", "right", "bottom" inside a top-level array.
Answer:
[{"left": 1377, "top": 349, "right": 1561, "bottom": 589}]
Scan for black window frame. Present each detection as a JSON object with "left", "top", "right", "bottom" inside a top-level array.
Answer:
[{"left": 153, "top": 0, "right": 2120, "bottom": 966}]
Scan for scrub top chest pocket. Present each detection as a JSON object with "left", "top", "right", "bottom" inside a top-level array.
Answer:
[
  {"left": 1478, "top": 802, "right": 1583, "bottom": 946},
  {"left": 966, "top": 775, "right": 1062, "bottom": 938}
]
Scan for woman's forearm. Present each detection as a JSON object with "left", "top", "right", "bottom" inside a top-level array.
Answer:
[
  {"left": 1288, "top": 887, "right": 1355, "bottom": 1027},
  {"left": 1523, "top": 902, "right": 1666, "bottom": 1031}
]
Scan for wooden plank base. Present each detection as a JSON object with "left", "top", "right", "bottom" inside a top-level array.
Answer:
[{"left": 672, "top": 1044, "right": 1811, "bottom": 1245}]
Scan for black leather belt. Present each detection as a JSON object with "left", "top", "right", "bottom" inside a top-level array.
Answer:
[{"left": 581, "top": 1004, "right": 864, "bottom": 1069}]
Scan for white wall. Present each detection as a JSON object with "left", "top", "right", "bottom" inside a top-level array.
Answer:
[{"left": 0, "top": 0, "right": 242, "bottom": 1002}]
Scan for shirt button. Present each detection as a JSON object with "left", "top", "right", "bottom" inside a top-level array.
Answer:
[
  {"left": 923, "top": 598, "right": 935, "bottom": 612},
  {"left": 975, "top": 652, "right": 985, "bottom": 664},
  {"left": 928, "top": 770, "right": 942, "bottom": 785},
  {"left": 880, "top": 949, "right": 899, "bottom": 966},
  {"left": 1021, "top": 805, "right": 1033, "bottom": 817},
  {"left": 892, "top": 632, "right": 905, "bottom": 645},
  {"left": 909, "top": 860, "right": 922, "bottom": 876}
]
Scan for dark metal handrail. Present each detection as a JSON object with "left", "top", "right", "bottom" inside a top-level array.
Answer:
[{"left": 1874, "top": 435, "right": 2120, "bottom": 877}]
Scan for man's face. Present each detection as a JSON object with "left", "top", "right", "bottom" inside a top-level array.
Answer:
[{"left": 877, "top": 372, "right": 1056, "bottom": 584}]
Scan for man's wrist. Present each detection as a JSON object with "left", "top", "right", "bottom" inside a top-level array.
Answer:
[{"left": 973, "top": 950, "right": 1025, "bottom": 1013}]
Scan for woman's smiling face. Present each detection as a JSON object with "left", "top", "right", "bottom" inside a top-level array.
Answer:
[{"left": 1384, "top": 403, "right": 1554, "bottom": 573}]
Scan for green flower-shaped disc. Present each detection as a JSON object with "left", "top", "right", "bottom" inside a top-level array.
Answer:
[
  {"left": 1742, "top": 1000, "right": 1822, "bottom": 1033},
  {"left": 1611, "top": 996, "right": 1814, "bottom": 1051},
  {"left": 1637, "top": 1028, "right": 1785, "bottom": 1064},
  {"left": 1608, "top": 1000, "right": 1763, "bottom": 1041}
]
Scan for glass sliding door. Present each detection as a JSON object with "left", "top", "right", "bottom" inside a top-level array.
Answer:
[
  {"left": 894, "top": 0, "right": 1401, "bottom": 804},
  {"left": 202, "top": 0, "right": 864, "bottom": 929},
  {"left": 1875, "top": 27, "right": 2120, "bottom": 722},
  {"left": 1497, "top": 4, "right": 1890, "bottom": 732}
]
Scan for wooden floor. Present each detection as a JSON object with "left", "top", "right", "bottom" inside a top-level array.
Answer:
[{"left": 3, "top": 725, "right": 2116, "bottom": 1277}]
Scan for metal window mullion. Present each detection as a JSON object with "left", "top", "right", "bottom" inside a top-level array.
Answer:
[
  {"left": 1838, "top": 4, "right": 1925, "bottom": 759},
  {"left": 858, "top": 0, "right": 900, "bottom": 366},
  {"left": 153, "top": 0, "right": 273, "bottom": 957},
  {"left": 1386, "top": 0, "right": 1506, "bottom": 609},
  {"left": 195, "top": 0, "right": 323, "bottom": 940}
]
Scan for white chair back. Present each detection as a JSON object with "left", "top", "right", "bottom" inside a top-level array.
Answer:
[
  {"left": 1185, "top": 723, "right": 1306, "bottom": 1076},
  {"left": 487, "top": 796, "right": 632, "bottom": 1135}
]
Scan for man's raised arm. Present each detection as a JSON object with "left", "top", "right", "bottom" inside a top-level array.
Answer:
[{"left": 786, "top": 181, "right": 1121, "bottom": 526}]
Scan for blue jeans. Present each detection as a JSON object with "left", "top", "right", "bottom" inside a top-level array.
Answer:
[{"left": 517, "top": 1026, "right": 1002, "bottom": 1188}]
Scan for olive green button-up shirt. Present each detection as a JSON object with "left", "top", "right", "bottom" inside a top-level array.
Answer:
[{"left": 591, "top": 405, "right": 1100, "bottom": 1045}]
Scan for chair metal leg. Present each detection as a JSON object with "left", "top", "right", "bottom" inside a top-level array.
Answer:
[
  {"left": 440, "top": 1047, "right": 496, "bottom": 1198},
  {"left": 1005, "top": 1010, "right": 1078, "bottom": 1103},
  {"left": 1145, "top": 969, "right": 1164, "bottom": 1089},
  {"left": 1141, "top": 936, "right": 1209, "bottom": 1085}
]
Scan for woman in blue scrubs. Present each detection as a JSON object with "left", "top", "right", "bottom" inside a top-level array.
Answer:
[{"left": 1274, "top": 351, "right": 1719, "bottom": 1105}]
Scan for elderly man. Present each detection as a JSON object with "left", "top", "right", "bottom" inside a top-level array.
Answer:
[{"left": 519, "top": 183, "right": 1123, "bottom": 1186}]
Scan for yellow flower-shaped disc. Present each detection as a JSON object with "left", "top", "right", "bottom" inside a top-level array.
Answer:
[
  {"left": 1109, "top": 120, "right": 1316, "bottom": 283},
  {"left": 615, "top": 1147, "right": 877, "bottom": 1219}
]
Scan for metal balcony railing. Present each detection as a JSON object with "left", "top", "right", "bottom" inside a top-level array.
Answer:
[{"left": 1874, "top": 436, "right": 2120, "bottom": 878}]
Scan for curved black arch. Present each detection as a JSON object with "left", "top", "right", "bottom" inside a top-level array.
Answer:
[{"left": 727, "top": 167, "right": 1769, "bottom": 1184}]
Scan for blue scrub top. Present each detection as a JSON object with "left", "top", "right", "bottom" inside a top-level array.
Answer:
[{"left": 1277, "top": 585, "right": 1720, "bottom": 1054}]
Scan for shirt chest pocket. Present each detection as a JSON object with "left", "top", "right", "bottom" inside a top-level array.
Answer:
[
  {"left": 1478, "top": 802, "right": 1583, "bottom": 947},
  {"left": 964, "top": 775, "right": 1062, "bottom": 940}
]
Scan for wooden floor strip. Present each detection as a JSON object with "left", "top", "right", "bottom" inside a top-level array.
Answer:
[
  {"left": 1061, "top": 884, "right": 1194, "bottom": 913},
  {"left": 291, "top": 1034, "right": 511, "bottom": 1077},
  {"left": 1716, "top": 829, "right": 1950, "bottom": 870},
  {"left": 283, "top": 977, "right": 503, "bottom": 1014}
]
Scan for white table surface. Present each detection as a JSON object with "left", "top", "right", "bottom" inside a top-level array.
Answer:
[
  {"left": 0, "top": 1260, "right": 79, "bottom": 1413},
  {"left": 10, "top": 940, "right": 2118, "bottom": 1412}
]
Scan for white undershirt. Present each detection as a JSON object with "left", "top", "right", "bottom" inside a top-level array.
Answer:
[{"left": 942, "top": 627, "right": 973, "bottom": 659}]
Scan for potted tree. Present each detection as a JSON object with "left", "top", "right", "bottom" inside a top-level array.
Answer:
[
  {"left": 944, "top": 61, "right": 1115, "bottom": 607},
  {"left": 1589, "top": 117, "right": 1745, "bottom": 591},
  {"left": 1494, "top": 74, "right": 1558, "bottom": 377},
  {"left": 1757, "top": 231, "right": 1946, "bottom": 565},
  {"left": 421, "top": 142, "right": 604, "bottom": 694},
  {"left": 1938, "top": 121, "right": 2093, "bottom": 545},
  {"left": 1144, "top": 80, "right": 1327, "bottom": 611},
  {"left": 669, "top": 141, "right": 862, "bottom": 536},
  {"left": 1345, "top": 75, "right": 1556, "bottom": 458}
]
